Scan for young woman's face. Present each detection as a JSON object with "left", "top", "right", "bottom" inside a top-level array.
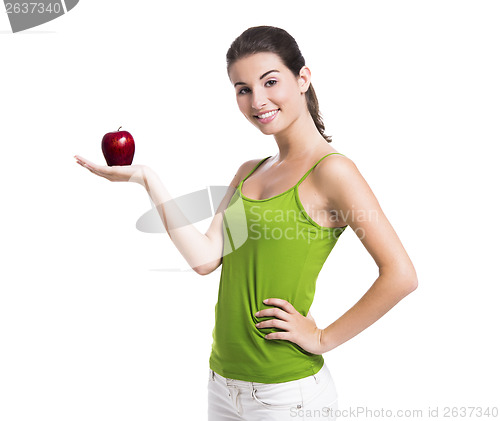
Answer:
[{"left": 228, "top": 52, "right": 310, "bottom": 136}]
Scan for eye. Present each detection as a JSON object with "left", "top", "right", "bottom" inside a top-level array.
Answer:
[{"left": 237, "top": 80, "right": 277, "bottom": 95}]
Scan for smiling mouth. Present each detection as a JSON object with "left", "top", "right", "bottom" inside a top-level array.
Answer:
[{"left": 254, "top": 109, "right": 280, "bottom": 119}]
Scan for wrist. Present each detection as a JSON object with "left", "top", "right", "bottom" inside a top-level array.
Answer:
[
  {"left": 319, "top": 324, "right": 337, "bottom": 354},
  {"left": 319, "top": 328, "right": 328, "bottom": 354},
  {"left": 136, "top": 165, "right": 151, "bottom": 187}
]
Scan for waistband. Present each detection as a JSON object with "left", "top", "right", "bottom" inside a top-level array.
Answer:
[{"left": 210, "top": 362, "right": 331, "bottom": 389}]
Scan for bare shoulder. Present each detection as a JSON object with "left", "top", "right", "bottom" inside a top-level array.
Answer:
[
  {"left": 211, "top": 157, "right": 266, "bottom": 217},
  {"left": 314, "top": 153, "right": 361, "bottom": 194},
  {"left": 229, "top": 157, "right": 267, "bottom": 188},
  {"left": 315, "top": 153, "right": 378, "bottom": 211}
]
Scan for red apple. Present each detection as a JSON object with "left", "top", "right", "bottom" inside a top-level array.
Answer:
[{"left": 101, "top": 126, "right": 135, "bottom": 166}]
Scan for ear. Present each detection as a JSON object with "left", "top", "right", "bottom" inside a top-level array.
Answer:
[{"left": 298, "top": 66, "right": 312, "bottom": 93}]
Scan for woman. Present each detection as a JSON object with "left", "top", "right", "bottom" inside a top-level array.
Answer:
[{"left": 75, "top": 26, "right": 418, "bottom": 420}]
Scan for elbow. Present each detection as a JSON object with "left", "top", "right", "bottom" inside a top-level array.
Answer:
[
  {"left": 383, "top": 265, "right": 418, "bottom": 297},
  {"left": 400, "top": 268, "right": 418, "bottom": 296},
  {"left": 193, "top": 259, "right": 221, "bottom": 276},
  {"left": 193, "top": 265, "right": 210, "bottom": 276},
  {"left": 405, "top": 276, "right": 418, "bottom": 295}
]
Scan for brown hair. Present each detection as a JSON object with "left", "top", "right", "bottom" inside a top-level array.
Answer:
[{"left": 226, "top": 25, "right": 332, "bottom": 143}]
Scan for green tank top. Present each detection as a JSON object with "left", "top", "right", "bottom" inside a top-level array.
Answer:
[{"left": 209, "top": 152, "right": 347, "bottom": 383}]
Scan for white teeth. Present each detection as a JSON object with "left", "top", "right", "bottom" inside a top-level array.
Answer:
[{"left": 257, "top": 109, "right": 278, "bottom": 119}]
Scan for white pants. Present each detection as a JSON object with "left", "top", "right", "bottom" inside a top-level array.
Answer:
[{"left": 207, "top": 363, "right": 338, "bottom": 420}]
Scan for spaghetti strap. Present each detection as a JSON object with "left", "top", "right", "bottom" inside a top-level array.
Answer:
[
  {"left": 241, "top": 156, "right": 272, "bottom": 183},
  {"left": 296, "top": 152, "right": 344, "bottom": 187}
]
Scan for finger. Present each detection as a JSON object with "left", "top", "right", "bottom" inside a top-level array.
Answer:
[
  {"left": 74, "top": 155, "right": 89, "bottom": 164},
  {"left": 263, "top": 298, "right": 298, "bottom": 315},
  {"left": 78, "top": 160, "right": 108, "bottom": 178},
  {"left": 255, "top": 307, "right": 290, "bottom": 321},
  {"left": 75, "top": 157, "right": 110, "bottom": 176},
  {"left": 264, "top": 331, "right": 289, "bottom": 340},
  {"left": 256, "top": 318, "right": 288, "bottom": 331},
  {"left": 81, "top": 158, "right": 98, "bottom": 169},
  {"left": 77, "top": 159, "right": 95, "bottom": 172},
  {"left": 75, "top": 156, "right": 100, "bottom": 170},
  {"left": 75, "top": 158, "right": 94, "bottom": 170}
]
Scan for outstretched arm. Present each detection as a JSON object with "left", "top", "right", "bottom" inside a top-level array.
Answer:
[{"left": 74, "top": 155, "right": 260, "bottom": 275}]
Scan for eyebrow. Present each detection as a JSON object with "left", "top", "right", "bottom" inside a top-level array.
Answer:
[{"left": 233, "top": 70, "right": 280, "bottom": 87}]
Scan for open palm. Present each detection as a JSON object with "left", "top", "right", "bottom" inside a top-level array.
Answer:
[{"left": 74, "top": 155, "right": 146, "bottom": 184}]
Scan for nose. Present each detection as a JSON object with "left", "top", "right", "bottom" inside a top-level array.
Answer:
[{"left": 251, "top": 87, "right": 267, "bottom": 111}]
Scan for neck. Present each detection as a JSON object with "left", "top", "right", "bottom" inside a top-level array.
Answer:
[{"left": 272, "top": 110, "right": 327, "bottom": 163}]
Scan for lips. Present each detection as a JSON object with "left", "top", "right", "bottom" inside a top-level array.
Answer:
[
  {"left": 254, "top": 109, "right": 280, "bottom": 119},
  {"left": 254, "top": 108, "right": 280, "bottom": 124}
]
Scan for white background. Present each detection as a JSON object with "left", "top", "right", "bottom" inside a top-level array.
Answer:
[{"left": 1, "top": 1, "right": 499, "bottom": 420}]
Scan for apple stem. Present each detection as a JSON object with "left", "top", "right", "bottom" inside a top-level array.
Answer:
[{"left": 118, "top": 126, "right": 122, "bottom": 131}]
